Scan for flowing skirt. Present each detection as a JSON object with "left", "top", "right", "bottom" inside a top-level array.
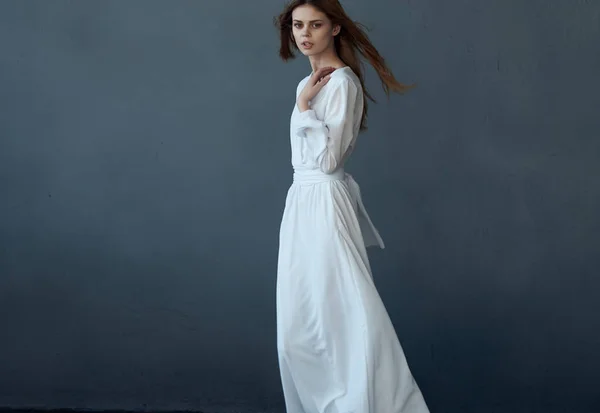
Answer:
[{"left": 276, "top": 168, "right": 430, "bottom": 413}]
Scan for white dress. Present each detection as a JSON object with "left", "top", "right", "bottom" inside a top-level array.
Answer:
[{"left": 276, "top": 67, "right": 430, "bottom": 413}]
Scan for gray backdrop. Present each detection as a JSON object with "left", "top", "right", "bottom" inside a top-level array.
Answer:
[{"left": 1, "top": 0, "right": 599, "bottom": 412}]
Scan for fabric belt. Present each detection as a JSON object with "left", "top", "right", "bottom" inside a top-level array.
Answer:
[{"left": 292, "top": 169, "right": 385, "bottom": 249}]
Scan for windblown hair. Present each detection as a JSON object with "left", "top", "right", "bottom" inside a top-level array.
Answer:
[{"left": 274, "top": 0, "right": 414, "bottom": 130}]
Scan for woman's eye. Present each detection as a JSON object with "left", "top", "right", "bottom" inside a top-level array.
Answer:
[
  {"left": 313, "top": 24, "right": 321, "bottom": 28},
  {"left": 294, "top": 23, "right": 302, "bottom": 28}
]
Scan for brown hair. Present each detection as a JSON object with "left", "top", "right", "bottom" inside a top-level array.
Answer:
[{"left": 274, "top": 0, "right": 414, "bottom": 130}]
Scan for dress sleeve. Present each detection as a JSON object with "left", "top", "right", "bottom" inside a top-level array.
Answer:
[{"left": 294, "top": 78, "right": 359, "bottom": 174}]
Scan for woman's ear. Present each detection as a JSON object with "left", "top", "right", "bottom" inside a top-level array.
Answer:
[{"left": 332, "top": 24, "right": 341, "bottom": 36}]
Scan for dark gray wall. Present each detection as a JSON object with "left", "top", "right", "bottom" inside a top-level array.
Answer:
[{"left": 1, "top": 0, "right": 599, "bottom": 412}]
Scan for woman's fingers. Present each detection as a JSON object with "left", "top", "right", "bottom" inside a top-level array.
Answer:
[
  {"left": 317, "top": 66, "right": 335, "bottom": 77},
  {"left": 314, "top": 74, "right": 331, "bottom": 93},
  {"left": 317, "top": 74, "right": 332, "bottom": 84},
  {"left": 312, "top": 66, "right": 335, "bottom": 84}
]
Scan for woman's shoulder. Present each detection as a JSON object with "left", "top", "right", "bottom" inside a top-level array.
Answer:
[
  {"left": 331, "top": 66, "right": 355, "bottom": 79},
  {"left": 328, "top": 67, "right": 361, "bottom": 92}
]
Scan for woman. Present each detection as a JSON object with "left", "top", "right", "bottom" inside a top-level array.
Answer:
[{"left": 275, "top": 1, "right": 430, "bottom": 412}]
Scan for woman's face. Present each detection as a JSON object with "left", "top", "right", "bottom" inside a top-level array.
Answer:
[{"left": 291, "top": 5, "right": 340, "bottom": 56}]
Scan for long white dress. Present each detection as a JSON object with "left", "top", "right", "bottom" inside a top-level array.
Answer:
[{"left": 276, "top": 67, "right": 430, "bottom": 413}]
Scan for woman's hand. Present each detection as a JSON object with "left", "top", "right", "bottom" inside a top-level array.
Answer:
[{"left": 297, "top": 66, "right": 336, "bottom": 112}]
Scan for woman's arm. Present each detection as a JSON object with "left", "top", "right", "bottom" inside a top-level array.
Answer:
[{"left": 295, "top": 77, "right": 358, "bottom": 174}]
